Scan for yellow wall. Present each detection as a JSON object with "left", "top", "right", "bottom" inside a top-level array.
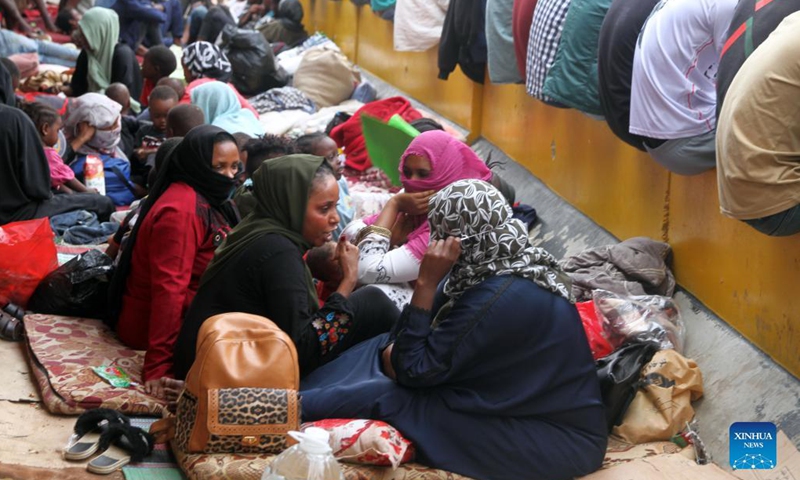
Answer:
[{"left": 298, "top": 0, "right": 800, "bottom": 378}]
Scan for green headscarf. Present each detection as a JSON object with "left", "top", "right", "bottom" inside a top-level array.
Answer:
[
  {"left": 78, "top": 7, "right": 119, "bottom": 93},
  {"left": 201, "top": 154, "right": 327, "bottom": 308}
]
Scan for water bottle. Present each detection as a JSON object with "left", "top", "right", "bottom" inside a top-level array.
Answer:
[
  {"left": 261, "top": 428, "right": 344, "bottom": 480},
  {"left": 84, "top": 155, "right": 106, "bottom": 195}
]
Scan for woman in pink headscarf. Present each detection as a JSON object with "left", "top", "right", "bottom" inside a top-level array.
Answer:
[{"left": 348, "top": 131, "right": 493, "bottom": 306}]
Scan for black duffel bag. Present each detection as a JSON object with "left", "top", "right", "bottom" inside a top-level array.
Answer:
[{"left": 220, "top": 24, "right": 289, "bottom": 97}]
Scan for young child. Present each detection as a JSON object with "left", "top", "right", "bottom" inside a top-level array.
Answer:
[
  {"left": 20, "top": 100, "right": 94, "bottom": 194},
  {"left": 134, "top": 85, "right": 179, "bottom": 170},
  {"left": 233, "top": 134, "right": 298, "bottom": 216},
  {"left": 140, "top": 46, "right": 178, "bottom": 108},
  {"left": 166, "top": 103, "right": 205, "bottom": 137},
  {"left": 306, "top": 241, "right": 344, "bottom": 305},
  {"left": 296, "top": 132, "right": 354, "bottom": 237}
]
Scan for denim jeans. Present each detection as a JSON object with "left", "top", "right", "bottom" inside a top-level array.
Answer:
[
  {"left": 0, "top": 30, "right": 80, "bottom": 68},
  {"left": 744, "top": 205, "right": 800, "bottom": 237}
]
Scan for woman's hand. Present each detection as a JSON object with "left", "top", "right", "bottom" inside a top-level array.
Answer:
[
  {"left": 392, "top": 191, "right": 435, "bottom": 216},
  {"left": 411, "top": 237, "right": 461, "bottom": 311},
  {"left": 70, "top": 121, "right": 96, "bottom": 152},
  {"left": 334, "top": 236, "right": 359, "bottom": 297},
  {"left": 381, "top": 343, "right": 396, "bottom": 380},
  {"left": 418, "top": 237, "right": 461, "bottom": 287},
  {"left": 390, "top": 212, "right": 415, "bottom": 247},
  {"left": 144, "top": 378, "right": 165, "bottom": 398}
]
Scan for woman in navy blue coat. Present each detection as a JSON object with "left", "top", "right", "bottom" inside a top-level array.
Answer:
[{"left": 300, "top": 180, "right": 608, "bottom": 480}]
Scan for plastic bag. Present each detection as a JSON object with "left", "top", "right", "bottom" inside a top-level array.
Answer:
[
  {"left": 593, "top": 290, "right": 685, "bottom": 353},
  {"left": 220, "top": 24, "right": 289, "bottom": 97},
  {"left": 0, "top": 218, "right": 58, "bottom": 308},
  {"left": 575, "top": 301, "right": 614, "bottom": 360},
  {"left": 596, "top": 341, "right": 660, "bottom": 432},
  {"left": 28, "top": 249, "right": 113, "bottom": 319}
]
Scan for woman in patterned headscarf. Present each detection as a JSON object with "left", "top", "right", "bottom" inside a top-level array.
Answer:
[
  {"left": 179, "top": 41, "right": 259, "bottom": 118},
  {"left": 300, "top": 180, "right": 608, "bottom": 480}
]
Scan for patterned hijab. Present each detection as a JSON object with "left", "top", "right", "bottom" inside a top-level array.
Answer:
[
  {"left": 182, "top": 41, "right": 233, "bottom": 82},
  {"left": 429, "top": 179, "right": 574, "bottom": 302}
]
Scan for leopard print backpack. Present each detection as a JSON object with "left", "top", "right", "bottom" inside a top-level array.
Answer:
[{"left": 174, "top": 313, "right": 301, "bottom": 454}]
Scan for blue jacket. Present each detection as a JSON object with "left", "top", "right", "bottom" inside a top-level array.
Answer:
[{"left": 96, "top": 0, "right": 166, "bottom": 47}]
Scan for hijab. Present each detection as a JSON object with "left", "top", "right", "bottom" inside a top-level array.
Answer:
[
  {"left": 277, "top": 0, "right": 304, "bottom": 31},
  {"left": 202, "top": 154, "right": 326, "bottom": 308},
  {"left": 429, "top": 179, "right": 573, "bottom": 302},
  {"left": 63, "top": 93, "right": 123, "bottom": 157},
  {"left": 107, "top": 125, "right": 240, "bottom": 326},
  {"left": 365, "top": 130, "right": 493, "bottom": 261},
  {"left": 79, "top": 7, "right": 120, "bottom": 93},
  {"left": 190, "top": 81, "right": 264, "bottom": 137},
  {"left": 182, "top": 41, "right": 233, "bottom": 83}
]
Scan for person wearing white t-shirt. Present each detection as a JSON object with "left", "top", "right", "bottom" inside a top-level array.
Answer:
[{"left": 628, "top": 0, "right": 736, "bottom": 175}]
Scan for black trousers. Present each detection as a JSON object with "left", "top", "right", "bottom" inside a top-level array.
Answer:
[{"left": 34, "top": 193, "right": 116, "bottom": 222}]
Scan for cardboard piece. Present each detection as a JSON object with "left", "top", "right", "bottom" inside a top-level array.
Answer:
[
  {"left": 361, "top": 114, "right": 419, "bottom": 186},
  {"left": 580, "top": 452, "right": 741, "bottom": 480},
  {"left": 732, "top": 431, "right": 800, "bottom": 480}
]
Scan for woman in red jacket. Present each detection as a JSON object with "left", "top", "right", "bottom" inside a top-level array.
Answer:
[{"left": 107, "top": 125, "right": 240, "bottom": 397}]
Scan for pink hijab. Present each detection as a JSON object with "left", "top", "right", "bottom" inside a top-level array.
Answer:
[{"left": 365, "top": 130, "right": 493, "bottom": 261}]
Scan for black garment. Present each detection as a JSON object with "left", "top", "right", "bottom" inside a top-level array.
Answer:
[
  {"left": 119, "top": 115, "right": 142, "bottom": 163},
  {"left": 70, "top": 44, "right": 144, "bottom": 100},
  {"left": 0, "top": 60, "right": 15, "bottom": 106},
  {"left": 597, "top": 0, "right": 660, "bottom": 152},
  {"left": 0, "top": 105, "right": 52, "bottom": 225},
  {"left": 438, "top": 0, "right": 487, "bottom": 84},
  {"left": 173, "top": 233, "right": 399, "bottom": 379},
  {"left": 716, "top": 0, "right": 800, "bottom": 117},
  {"left": 34, "top": 192, "right": 116, "bottom": 222},
  {"left": 198, "top": 6, "right": 235, "bottom": 43}
]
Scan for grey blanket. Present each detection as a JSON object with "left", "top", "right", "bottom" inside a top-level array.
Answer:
[{"left": 559, "top": 237, "right": 676, "bottom": 301}]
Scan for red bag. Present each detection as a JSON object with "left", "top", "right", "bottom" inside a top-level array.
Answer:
[
  {"left": 576, "top": 301, "right": 614, "bottom": 360},
  {"left": 0, "top": 218, "right": 58, "bottom": 308}
]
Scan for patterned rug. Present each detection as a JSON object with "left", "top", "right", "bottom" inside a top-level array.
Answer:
[{"left": 123, "top": 418, "right": 186, "bottom": 480}]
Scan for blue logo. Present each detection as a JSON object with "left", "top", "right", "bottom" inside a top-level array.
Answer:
[{"left": 730, "top": 422, "right": 777, "bottom": 470}]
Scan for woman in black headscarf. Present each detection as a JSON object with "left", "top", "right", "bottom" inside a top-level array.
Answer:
[
  {"left": 107, "top": 125, "right": 240, "bottom": 398},
  {"left": 258, "top": 0, "right": 309, "bottom": 48},
  {"left": 0, "top": 62, "right": 114, "bottom": 226},
  {"left": 173, "top": 154, "right": 399, "bottom": 380}
]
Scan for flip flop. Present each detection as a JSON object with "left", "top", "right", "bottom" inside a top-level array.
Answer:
[
  {"left": 2, "top": 302, "right": 25, "bottom": 320},
  {"left": 0, "top": 311, "right": 23, "bottom": 342},
  {"left": 87, "top": 424, "right": 155, "bottom": 475},
  {"left": 63, "top": 409, "right": 130, "bottom": 461}
]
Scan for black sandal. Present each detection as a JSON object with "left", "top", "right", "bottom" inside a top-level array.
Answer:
[
  {"left": 2, "top": 302, "right": 25, "bottom": 320},
  {"left": 63, "top": 409, "right": 130, "bottom": 461},
  {"left": 87, "top": 423, "right": 155, "bottom": 475},
  {"left": 0, "top": 311, "right": 23, "bottom": 341}
]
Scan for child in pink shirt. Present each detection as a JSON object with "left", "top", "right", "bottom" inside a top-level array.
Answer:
[{"left": 21, "top": 100, "right": 94, "bottom": 194}]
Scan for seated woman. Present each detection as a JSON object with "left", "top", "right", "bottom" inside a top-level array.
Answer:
[
  {"left": 179, "top": 41, "right": 258, "bottom": 118},
  {"left": 63, "top": 93, "right": 138, "bottom": 206},
  {"left": 0, "top": 62, "right": 114, "bottom": 225},
  {"left": 190, "top": 80, "right": 263, "bottom": 137},
  {"left": 173, "top": 155, "right": 400, "bottom": 379},
  {"left": 347, "top": 130, "right": 493, "bottom": 308},
  {"left": 301, "top": 179, "right": 607, "bottom": 480},
  {"left": 107, "top": 125, "right": 240, "bottom": 397},
  {"left": 257, "top": 0, "right": 308, "bottom": 48},
  {"left": 62, "top": 7, "right": 143, "bottom": 100}
]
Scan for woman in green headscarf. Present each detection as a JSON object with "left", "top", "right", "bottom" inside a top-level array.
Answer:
[
  {"left": 173, "top": 154, "right": 400, "bottom": 379},
  {"left": 62, "top": 7, "right": 143, "bottom": 100}
]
